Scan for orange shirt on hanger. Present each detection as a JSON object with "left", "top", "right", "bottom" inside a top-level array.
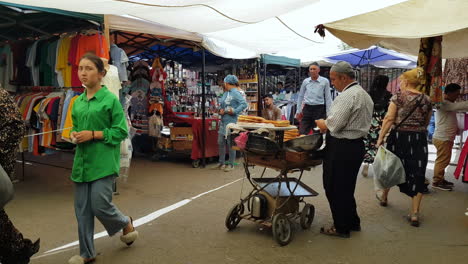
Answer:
[{"left": 75, "top": 34, "right": 109, "bottom": 65}]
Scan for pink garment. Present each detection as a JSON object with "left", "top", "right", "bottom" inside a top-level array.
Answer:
[{"left": 453, "top": 139, "right": 468, "bottom": 183}]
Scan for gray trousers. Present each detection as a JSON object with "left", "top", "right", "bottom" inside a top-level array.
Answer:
[
  {"left": 218, "top": 133, "right": 236, "bottom": 166},
  {"left": 74, "top": 176, "right": 129, "bottom": 259}
]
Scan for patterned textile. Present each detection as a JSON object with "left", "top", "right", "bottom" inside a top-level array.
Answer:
[
  {"left": 0, "top": 87, "right": 25, "bottom": 179},
  {"left": 417, "top": 37, "right": 443, "bottom": 102},
  {"left": 363, "top": 109, "right": 386, "bottom": 163},
  {"left": 390, "top": 91, "right": 432, "bottom": 132},
  {"left": 444, "top": 58, "right": 468, "bottom": 93},
  {"left": 387, "top": 131, "right": 428, "bottom": 197},
  {"left": 0, "top": 88, "right": 38, "bottom": 264}
]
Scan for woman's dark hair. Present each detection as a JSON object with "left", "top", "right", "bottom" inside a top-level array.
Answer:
[
  {"left": 369, "top": 75, "right": 391, "bottom": 111},
  {"left": 79, "top": 53, "right": 107, "bottom": 76}
]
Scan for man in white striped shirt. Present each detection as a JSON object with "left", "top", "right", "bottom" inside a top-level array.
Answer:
[{"left": 315, "top": 61, "right": 373, "bottom": 238}]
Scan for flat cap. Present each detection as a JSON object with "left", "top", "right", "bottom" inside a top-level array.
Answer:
[{"left": 330, "top": 61, "right": 354, "bottom": 74}]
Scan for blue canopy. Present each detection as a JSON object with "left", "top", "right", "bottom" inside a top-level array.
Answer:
[
  {"left": 326, "top": 46, "right": 416, "bottom": 67},
  {"left": 131, "top": 44, "right": 230, "bottom": 68}
]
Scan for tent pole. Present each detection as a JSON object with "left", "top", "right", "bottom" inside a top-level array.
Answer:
[
  {"left": 103, "top": 15, "right": 110, "bottom": 49},
  {"left": 201, "top": 48, "right": 207, "bottom": 168},
  {"left": 261, "top": 62, "right": 267, "bottom": 116}
]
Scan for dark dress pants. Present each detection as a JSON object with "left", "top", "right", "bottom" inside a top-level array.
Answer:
[
  {"left": 299, "top": 104, "right": 326, "bottom": 135},
  {"left": 323, "top": 134, "right": 365, "bottom": 234}
]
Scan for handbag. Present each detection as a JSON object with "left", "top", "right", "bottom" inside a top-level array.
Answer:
[{"left": 0, "top": 163, "right": 14, "bottom": 209}]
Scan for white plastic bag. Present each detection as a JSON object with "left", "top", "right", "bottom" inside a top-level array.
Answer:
[
  {"left": 372, "top": 146, "right": 406, "bottom": 190},
  {"left": 0, "top": 164, "right": 14, "bottom": 209}
]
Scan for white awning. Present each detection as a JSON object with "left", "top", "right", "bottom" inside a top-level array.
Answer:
[{"left": 324, "top": 0, "right": 468, "bottom": 58}]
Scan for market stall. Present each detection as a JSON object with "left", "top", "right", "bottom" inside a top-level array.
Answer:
[{"left": 259, "top": 54, "right": 302, "bottom": 122}]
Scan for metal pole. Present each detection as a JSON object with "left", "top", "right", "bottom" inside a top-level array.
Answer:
[
  {"left": 256, "top": 59, "right": 261, "bottom": 116},
  {"left": 201, "top": 48, "right": 207, "bottom": 168},
  {"left": 261, "top": 62, "right": 267, "bottom": 116}
]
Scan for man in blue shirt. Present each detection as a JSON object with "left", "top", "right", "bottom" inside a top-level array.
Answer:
[
  {"left": 296, "top": 62, "right": 332, "bottom": 134},
  {"left": 214, "top": 75, "right": 247, "bottom": 172}
]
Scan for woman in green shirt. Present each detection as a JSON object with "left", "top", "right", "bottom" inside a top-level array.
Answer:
[{"left": 68, "top": 53, "right": 138, "bottom": 264}]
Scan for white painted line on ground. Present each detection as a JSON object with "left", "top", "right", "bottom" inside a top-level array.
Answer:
[{"left": 32, "top": 177, "right": 244, "bottom": 259}]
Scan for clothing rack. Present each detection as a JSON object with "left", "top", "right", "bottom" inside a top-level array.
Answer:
[{"left": 15, "top": 87, "right": 80, "bottom": 180}]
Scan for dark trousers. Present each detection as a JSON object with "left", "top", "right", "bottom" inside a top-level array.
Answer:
[
  {"left": 300, "top": 104, "right": 326, "bottom": 135},
  {"left": 323, "top": 134, "right": 364, "bottom": 234}
]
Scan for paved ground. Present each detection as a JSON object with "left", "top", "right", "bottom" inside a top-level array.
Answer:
[{"left": 4, "top": 149, "right": 468, "bottom": 264}]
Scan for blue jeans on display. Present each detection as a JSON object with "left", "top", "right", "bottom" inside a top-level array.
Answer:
[{"left": 218, "top": 133, "right": 236, "bottom": 166}]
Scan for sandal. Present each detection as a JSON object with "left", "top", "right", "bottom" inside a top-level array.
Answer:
[
  {"left": 375, "top": 193, "right": 387, "bottom": 207},
  {"left": 320, "top": 226, "right": 350, "bottom": 238},
  {"left": 407, "top": 213, "right": 420, "bottom": 227},
  {"left": 120, "top": 216, "right": 139, "bottom": 246}
]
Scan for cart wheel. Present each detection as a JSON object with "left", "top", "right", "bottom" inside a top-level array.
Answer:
[
  {"left": 300, "top": 204, "right": 315, "bottom": 230},
  {"left": 272, "top": 213, "right": 292, "bottom": 246},
  {"left": 225, "top": 203, "right": 244, "bottom": 230},
  {"left": 192, "top": 159, "right": 201, "bottom": 168}
]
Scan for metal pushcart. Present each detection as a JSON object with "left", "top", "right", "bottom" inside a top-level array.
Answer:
[{"left": 225, "top": 128, "right": 323, "bottom": 246}]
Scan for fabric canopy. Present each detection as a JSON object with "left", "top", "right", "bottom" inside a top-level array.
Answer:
[
  {"left": 325, "top": 46, "right": 416, "bottom": 67},
  {"left": 261, "top": 54, "right": 300, "bottom": 67},
  {"left": 324, "top": 0, "right": 468, "bottom": 58},
  {"left": 0, "top": 0, "right": 406, "bottom": 59}
]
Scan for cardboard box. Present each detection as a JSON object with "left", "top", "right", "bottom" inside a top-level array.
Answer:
[
  {"left": 260, "top": 191, "right": 299, "bottom": 217},
  {"left": 157, "top": 136, "right": 172, "bottom": 149},
  {"left": 170, "top": 127, "right": 193, "bottom": 141}
]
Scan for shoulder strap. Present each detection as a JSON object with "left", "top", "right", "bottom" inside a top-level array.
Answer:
[{"left": 394, "top": 94, "right": 424, "bottom": 130}]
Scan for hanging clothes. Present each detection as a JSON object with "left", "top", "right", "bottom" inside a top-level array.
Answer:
[
  {"left": 56, "top": 36, "right": 73, "bottom": 87},
  {"left": 454, "top": 139, "right": 468, "bottom": 183},
  {"left": 110, "top": 44, "right": 129, "bottom": 82},
  {"left": 75, "top": 33, "right": 109, "bottom": 65},
  {"left": 69, "top": 35, "right": 81, "bottom": 87},
  {"left": 0, "top": 44, "right": 15, "bottom": 92},
  {"left": 102, "top": 65, "right": 121, "bottom": 99}
]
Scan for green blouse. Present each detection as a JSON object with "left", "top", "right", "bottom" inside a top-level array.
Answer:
[{"left": 71, "top": 86, "right": 128, "bottom": 182}]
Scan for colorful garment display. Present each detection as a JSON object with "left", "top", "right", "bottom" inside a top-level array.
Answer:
[{"left": 417, "top": 36, "right": 443, "bottom": 103}]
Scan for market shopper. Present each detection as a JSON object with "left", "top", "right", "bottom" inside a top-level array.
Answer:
[
  {"left": 261, "top": 94, "right": 282, "bottom": 120},
  {"left": 68, "top": 53, "right": 138, "bottom": 264},
  {"left": 214, "top": 75, "right": 247, "bottom": 172},
  {"left": 296, "top": 62, "right": 332, "bottom": 135},
  {"left": 362, "top": 75, "right": 391, "bottom": 177},
  {"left": 315, "top": 61, "right": 373, "bottom": 238},
  {"left": 375, "top": 67, "right": 432, "bottom": 227},
  {"left": 432, "top": 83, "right": 468, "bottom": 191},
  {"left": 0, "top": 86, "right": 40, "bottom": 264}
]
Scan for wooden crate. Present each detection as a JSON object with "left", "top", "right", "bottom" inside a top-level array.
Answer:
[
  {"left": 172, "top": 140, "right": 193, "bottom": 151},
  {"left": 170, "top": 127, "right": 193, "bottom": 141},
  {"left": 285, "top": 151, "right": 309, "bottom": 163}
]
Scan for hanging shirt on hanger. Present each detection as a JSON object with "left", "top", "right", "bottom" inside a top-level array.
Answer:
[{"left": 102, "top": 64, "right": 121, "bottom": 99}]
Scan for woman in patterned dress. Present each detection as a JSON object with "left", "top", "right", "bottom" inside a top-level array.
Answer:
[
  {"left": 376, "top": 68, "right": 433, "bottom": 227},
  {"left": 0, "top": 86, "right": 40, "bottom": 264},
  {"left": 361, "top": 75, "right": 391, "bottom": 177}
]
